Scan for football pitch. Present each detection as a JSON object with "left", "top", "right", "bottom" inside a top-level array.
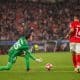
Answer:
[{"left": 0, "top": 52, "right": 80, "bottom": 80}]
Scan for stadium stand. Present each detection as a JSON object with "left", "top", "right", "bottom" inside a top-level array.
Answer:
[{"left": 0, "top": 0, "right": 80, "bottom": 53}]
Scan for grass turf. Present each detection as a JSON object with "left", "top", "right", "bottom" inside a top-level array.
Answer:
[{"left": 0, "top": 52, "right": 80, "bottom": 80}]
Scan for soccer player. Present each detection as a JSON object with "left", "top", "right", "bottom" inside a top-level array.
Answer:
[
  {"left": 0, "top": 29, "right": 42, "bottom": 71},
  {"left": 66, "top": 15, "right": 80, "bottom": 73}
]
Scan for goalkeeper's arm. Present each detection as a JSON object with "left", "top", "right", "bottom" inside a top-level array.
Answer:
[
  {"left": 65, "top": 28, "right": 74, "bottom": 38},
  {"left": 24, "top": 50, "right": 42, "bottom": 62}
]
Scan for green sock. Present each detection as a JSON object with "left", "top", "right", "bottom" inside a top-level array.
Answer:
[{"left": 25, "top": 55, "right": 30, "bottom": 70}]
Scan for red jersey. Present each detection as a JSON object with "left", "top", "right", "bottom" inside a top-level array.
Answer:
[{"left": 69, "top": 21, "right": 80, "bottom": 43}]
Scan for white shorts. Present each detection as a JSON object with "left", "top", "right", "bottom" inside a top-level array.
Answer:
[{"left": 70, "top": 42, "right": 80, "bottom": 54}]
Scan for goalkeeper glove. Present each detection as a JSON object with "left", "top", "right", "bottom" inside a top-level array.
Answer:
[{"left": 35, "top": 58, "right": 42, "bottom": 62}]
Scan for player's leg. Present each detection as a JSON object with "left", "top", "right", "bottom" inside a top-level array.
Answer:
[
  {"left": 0, "top": 62, "right": 13, "bottom": 70},
  {"left": 75, "top": 43, "right": 80, "bottom": 73},
  {"left": 72, "top": 52, "right": 76, "bottom": 68},
  {"left": 76, "top": 54, "right": 80, "bottom": 68},
  {"left": 0, "top": 51, "right": 13, "bottom": 71},
  {"left": 70, "top": 43, "right": 76, "bottom": 68},
  {"left": 8, "top": 49, "right": 18, "bottom": 63},
  {"left": 0, "top": 50, "right": 18, "bottom": 71},
  {"left": 24, "top": 51, "right": 30, "bottom": 71}
]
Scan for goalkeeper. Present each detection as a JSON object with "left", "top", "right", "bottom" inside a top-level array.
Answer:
[{"left": 0, "top": 30, "right": 42, "bottom": 71}]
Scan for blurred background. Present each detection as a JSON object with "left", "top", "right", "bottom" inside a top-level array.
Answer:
[{"left": 0, "top": 0, "right": 80, "bottom": 54}]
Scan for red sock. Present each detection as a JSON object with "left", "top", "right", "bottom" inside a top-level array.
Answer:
[
  {"left": 72, "top": 53, "right": 76, "bottom": 68},
  {"left": 76, "top": 55, "right": 80, "bottom": 67}
]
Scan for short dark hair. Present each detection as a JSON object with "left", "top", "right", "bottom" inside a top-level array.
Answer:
[
  {"left": 25, "top": 29, "right": 33, "bottom": 39},
  {"left": 73, "top": 12, "right": 80, "bottom": 18},
  {"left": 74, "top": 15, "right": 79, "bottom": 18},
  {"left": 25, "top": 33, "right": 32, "bottom": 39}
]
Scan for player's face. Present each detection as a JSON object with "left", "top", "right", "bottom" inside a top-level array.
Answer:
[
  {"left": 74, "top": 16, "right": 79, "bottom": 21},
  {"left": 29, "top": 35, "right": 33, "bottom": 41}
]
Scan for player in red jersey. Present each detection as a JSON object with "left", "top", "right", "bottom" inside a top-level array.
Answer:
[{"left": 66, "top": 15, "right": 80, "bottom": 73}]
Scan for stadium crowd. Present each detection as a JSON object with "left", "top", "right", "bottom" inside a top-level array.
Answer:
[{"left": 0, "top": 0, "right": 80, "bottom": 41}]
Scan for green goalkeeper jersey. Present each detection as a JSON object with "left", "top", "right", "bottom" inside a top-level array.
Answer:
[
  {"left": 8, "top": 36, "right": 36, "bottom": 61},
  {"left": 7, "top": 36, "right": 36, "bottom": 64},
  {"left": 9, "top": 37, "right": 29, "bottom": 51},
  {"left": 8, "top": 36, "right": 31, "bottom": 57}
]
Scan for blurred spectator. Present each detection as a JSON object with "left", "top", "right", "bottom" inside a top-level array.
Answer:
[{"left": 0, "top": 0, "right": 80, "bottom": 41}]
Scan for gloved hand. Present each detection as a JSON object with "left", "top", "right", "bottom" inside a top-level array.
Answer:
[{"left": 35, "top": 58, "right": 42, "bottom": 62}]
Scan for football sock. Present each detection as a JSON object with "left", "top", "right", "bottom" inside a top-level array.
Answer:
[
  {"left": 76, "top": 55, "right": 80, "bottom": 68},
  {"left": 72, "top": 53, "right": 76, "bottom": 68}
]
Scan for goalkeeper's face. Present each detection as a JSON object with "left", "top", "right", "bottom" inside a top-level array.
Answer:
[{"left": 29, "top": 34, "right": 33, "bottom": 41}]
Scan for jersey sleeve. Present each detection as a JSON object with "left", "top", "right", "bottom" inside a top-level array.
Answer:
[
  {"left": 69, "top": 22, "right": 75, "bottom": 29},
  {"left": 19, "top": 37, "right": 30, "bottom": 50},
  {"left": 25, "top": 50, "right": 36, "bottom": 60}
]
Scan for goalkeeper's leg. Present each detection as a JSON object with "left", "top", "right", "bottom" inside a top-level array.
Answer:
[
  {"left": 25, "top": 54, "right": 30, "bottom": 71},
  {"left": 0, "top": 50, "right": 18, "bottom": 71},
  {"left": 0, "top": 56, "right": 17, "bottom": 71},
  {"left": 0, "top": 62, "right": 13, "bottom": 71}
]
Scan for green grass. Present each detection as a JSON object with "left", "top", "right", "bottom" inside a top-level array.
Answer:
[{"left": 0, "top": 52, "right": 80, "bottom": 80}]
